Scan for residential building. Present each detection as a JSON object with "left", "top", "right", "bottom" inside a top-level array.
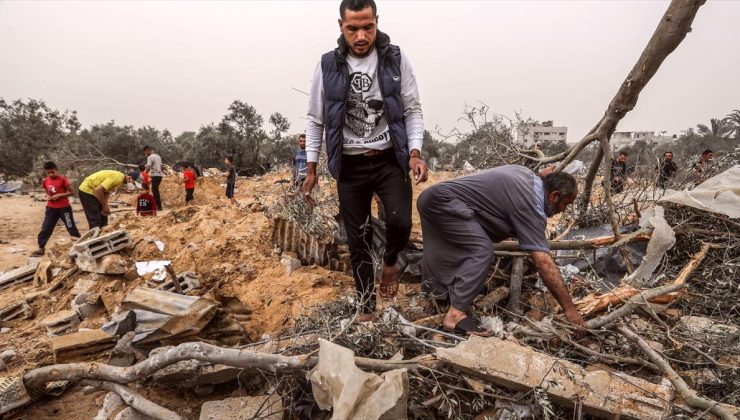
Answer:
[
  {"left": 611, "top": 131, "right": 676, "bottom": 150},
  {"left": 515, "top": 122, "right": 568, "bottom": 147}
]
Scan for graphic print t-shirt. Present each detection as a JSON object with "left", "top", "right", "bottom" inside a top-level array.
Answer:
[
  {"left": 43, "top": 176, "right": 72, "bottom": 209},
  {"left": 343, "top": 49, "right": 392, "bottom": 154},
  {"left": 136, "top": 192, "right": 157, "bottom": 216}
]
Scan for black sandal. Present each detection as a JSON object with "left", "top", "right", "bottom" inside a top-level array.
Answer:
[{"left": 444, "top": 317, "right": 489, "bottom": 336}]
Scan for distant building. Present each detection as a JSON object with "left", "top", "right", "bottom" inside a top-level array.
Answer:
[
  {"left": 611, "top": 131, "right": 676, "bottom": 150},
  {"left": 515, "top": 121, "right": 568, "bottom": 148}
]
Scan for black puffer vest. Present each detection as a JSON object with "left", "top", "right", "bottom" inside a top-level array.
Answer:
[{"left": 320, "top": 30, "right": 409, "bottom": 179}]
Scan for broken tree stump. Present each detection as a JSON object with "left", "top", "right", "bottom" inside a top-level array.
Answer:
[{"left": 437, "top": 336, "right": 674, "bottom": 420}]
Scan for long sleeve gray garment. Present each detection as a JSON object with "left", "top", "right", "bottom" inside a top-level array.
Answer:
[
  {"left": 304, "top": 49, "right": 423, "bottom": 163},
  {"left": 425, "top": 165, "right": 550, "bottom": 252}
]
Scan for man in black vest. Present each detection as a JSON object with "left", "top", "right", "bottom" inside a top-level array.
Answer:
[{"left": 302, "top": 0, "right": 428, "bottom": 321}]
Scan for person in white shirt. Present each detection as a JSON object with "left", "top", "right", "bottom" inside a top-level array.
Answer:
[
  {"left": 143, "top": 146, "right": 164, "bottom": 211},
  {"left": 302, "top": 0, "right": 428, "bottom": 321}
]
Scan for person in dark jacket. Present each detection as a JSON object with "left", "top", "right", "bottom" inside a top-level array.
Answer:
[
  {"left": 657, "top": 151, "right": 677, "bottom": 189},
  {"left": 302, "top": 0, "right": 428, "bottom": 320},
  {"left": 610, "top": 152, "right": 628, "bottom": 193}
]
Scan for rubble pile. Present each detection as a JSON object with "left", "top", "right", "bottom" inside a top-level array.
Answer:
[{"left": 0, "top": 166, "right": 738, "bottom": 420}]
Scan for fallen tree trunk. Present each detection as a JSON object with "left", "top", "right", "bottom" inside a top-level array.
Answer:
[{"left": 494, "top": 228, "right": 652, "bottom": 252}]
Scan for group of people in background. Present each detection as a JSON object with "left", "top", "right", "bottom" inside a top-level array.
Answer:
[
  {"left": 609, "top": 148, "right": 715, "bottom": 194},
  {"left": 31, "top": 145, "right": 240, "bottom": 256}
]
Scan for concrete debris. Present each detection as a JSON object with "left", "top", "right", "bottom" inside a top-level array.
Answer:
[
  {"left": 114, "top": 407, "right": 154, "bottom": 420},
  {"left": 0, "top": 328, "right": 10, "bottom": 334},
  {"left": 120, "top": 287, "right": 219, "bottom": 347},
  {"left": 102, "top": 310, "right": 137, "bottom": 337},
  {"left": 0, "top": 350, "right": 15, "bottom": 362},
  {"left": 310, "top": 339, "right": 409, "bottom": 420},
  {"left": 33, "top": 258, "right": 54, "bottom": 288},
  {"left": 41, "top": 310, "right": 81, "bottom": 336},
  {"left": 199, "top": 395, "right": 283, "bottom": 420},
  {"left": 0, "top": 375, "right": 32, "bottom": 416},
  {"left": 135, "top": 260, "right": 171, "bottom": 281},
  {"left": 152, "top": 358, "right": 247, "bottom": 389},
  {"left": 93, "top": 392, "right": 125, "bottom": 420},
  {"left": 0, "top": 300, "right": 33, "bottom": 321},
  {"left": 0, "top": 260, "right": 39, "bottom": 291},
  {"left": 72, "top": 292, "right": 103, "bottom": 319},
  {"left": 678, "top": 315, "right": 740, "bottom": 337},
  {"left": 437, "top": 336, "right": 674, "bottom": 420},
  {"left": 70, "top": 230, "right": 131, "bottom": 272},
  {"left": 280, "top": 252, "right": 302, "bottom": 276},
  {"left": 148, "top": 271, "right": 200, "bottom": 294},
  {"left": 77, "top": 254, "right": 130, "bottom": 275},
  {"left": 107, "top": 332, "right": 139, "bottom": 367},
  {"left": 50, "top": 329, "right": 117, "bottom": 362}
]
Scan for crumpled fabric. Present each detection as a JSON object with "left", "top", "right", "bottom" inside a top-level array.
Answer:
[
  {"left": 625, "top": 206, "right": 675, "bottom": 286},
  {"left": 310, "top": 339, "right": 408, "bottom": 420},
  {"left": 659, "top": 165, "right": 740, "bottom": 218}
]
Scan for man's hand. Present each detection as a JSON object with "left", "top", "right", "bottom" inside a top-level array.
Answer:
[
  {"left": 409, "top": 156, "right": 428, "bottom": 185},
  {"left": 102, "top": 205, "right": 111, "bottom": 216},
  {"left": 564, "top": 307, "right": 588, "bottom": 339},
  {"left": 301, "top": 172, "right": 318, "bottom": 207}
]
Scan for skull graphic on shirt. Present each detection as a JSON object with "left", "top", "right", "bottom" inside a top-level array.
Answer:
[{"left": 345, "top": 72, "right": 385, "bottom": 139}]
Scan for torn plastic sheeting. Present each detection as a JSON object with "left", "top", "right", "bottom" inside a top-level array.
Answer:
[
  {"left": 0, "top": 181, "right": 22, "bottom": 193},
  {"left": 135, "top": 260, "right": 171, "bottom": 282},
  {"left": 659, "top": 165, "right": 740, "bottom": 218},
  {"left": 625, "top": 206, "right": 675, "bottom": 287},
  {"left": 310, "top": 339, "right": 408, "bottom": 420}
]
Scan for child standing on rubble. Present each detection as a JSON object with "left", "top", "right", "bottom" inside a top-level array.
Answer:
[
  {"left": 224, "top": 156, "right": 237, "bottom": 205},
  {"left": 136, "top": 183, "right": 157, "bottom": 216},
  {"left": 31, "top": 162, "right": 82, "bottom": 257},
  {"left": 138, "top": 164, "right": 151, "bottom": 188},
  {"left": 183, "top": 162, "right": 196, "bottom": 205}
]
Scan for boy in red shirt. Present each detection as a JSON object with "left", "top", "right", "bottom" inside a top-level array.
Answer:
[
  {"left": 136, "top": 183, "right": 157, "bottom": 216},
  {"left": 182, "top": 162, "right": 196, "bottom": 204},
  {"left": 31, "top": 162, "right": 81, "bottom": 256},
  {"left": 138, "top": 164, "right": 151, "bottom": 188}
]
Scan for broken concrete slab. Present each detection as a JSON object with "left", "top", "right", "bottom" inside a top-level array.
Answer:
[
  {"left": 77, "top": 254, "right": 130, "bottom": 275},
  {"left": 120, "top": 287, "right": 219, "bottom": 347},
  {"left": 50, "top": 329, "right": 117, "bottom": 362},
  {"left": 41, "top": 310, "right": 81, "bottom": 336},
  {"left": 102, "top": 310, "right": 137, "bottom": 337},
  {"left": 0, "top": 375, "right": 32, "bottom": 416},
  {"left": 0, "top": 300, "right": 33, "bottom": 321},
  {"left": 0, "top": 261, "right": 40, "bottom": 291},
  {"left": 107, "top": 332, "right": 139, "bottom": 367},
  {"left": 199, "top": 395, "right": 283, "bottom": 420},
  {"left": 72, "top": 292, "right": 103, "bottom": 319},
  {"left": 437, "top": 336, "right": 674, "bottom": 420}
]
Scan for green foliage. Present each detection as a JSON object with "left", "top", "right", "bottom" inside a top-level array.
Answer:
[{"left": 0, "top": 98, "right": 80, "bottom": 177}]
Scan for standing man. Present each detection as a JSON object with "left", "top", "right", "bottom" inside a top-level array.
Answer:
[
  {"left": 610, "top": 151, "right": 628, "bottom": 193},
  {"left": 31, "top": 162, "right": 81, "bottom": 256},
  {"left": 224, "top": 156, "right": 237, "bottom": 205},
  {"left": 302, "top": 0, "right": 428, "bottom": 320},
  {"left": 657, "top": 151, "right": 677, "bottom": 189},
  {"left": 78, "top": 170, "right": 131, "bottom": 229},
  {"left": 293, "top": 134, "right": 308, "bottom": 187},
  {"left": 143, "top": 146, "right": 164, "bottom": 211},
  {"left": 418, "top": 166, "right": 586, "bottom": 334}
]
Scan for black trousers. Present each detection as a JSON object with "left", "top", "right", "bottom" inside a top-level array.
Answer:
[
  {"left": 185, "top": 188, "right": 194, "bottom": 203},
  {"left": 338, "top": 151, "right": 412, "bottom": 313},
  {"left": 38, "top": 206, "right": 81, "bottom": 248},
  {"left": 79, "top": 191, "right": 108, "bottom": 229},
  {"left": 151, "top": 176, "right": 163, "bottom": 210}
]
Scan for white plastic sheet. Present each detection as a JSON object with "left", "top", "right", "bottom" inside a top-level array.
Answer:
[
  {"left": 625, "top": 206, "right": 675, "bottom": 286},
  {"left": 659, "top": 165, "right": 740, "bottom": 218},
  {"left": 135, "top": 260, "right": 171, "bottom": 282},
  {"left": 310, "top": 339, "right": 408, "bottom": 420}
]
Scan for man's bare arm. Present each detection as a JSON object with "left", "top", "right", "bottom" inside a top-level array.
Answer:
[{"left": 530, "top": 250, "right": 586, "bottom": 327}]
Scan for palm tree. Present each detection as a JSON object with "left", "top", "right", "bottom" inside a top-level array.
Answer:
[
  {"left": 696, "top": 117, "right": 733, "bottom": 138},
  {"left": 724, "top": 109, "right": 740, "bottom": 139}
]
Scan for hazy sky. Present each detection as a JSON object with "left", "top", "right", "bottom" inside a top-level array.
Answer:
[{"left": 1, "top": 1, "right": 738, "bottom": 142}]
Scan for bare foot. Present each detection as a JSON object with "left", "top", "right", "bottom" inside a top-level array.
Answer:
[
  {"left": 380, "top": 263, "right": 399, "bottom": 298},
  {"left": 443, "top": 308, "right": 489, "bottom": 336}
]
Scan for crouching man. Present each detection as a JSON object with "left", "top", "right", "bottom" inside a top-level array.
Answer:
[{"left": 417, "top": 165, "right": 586, "bottom": 334}]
